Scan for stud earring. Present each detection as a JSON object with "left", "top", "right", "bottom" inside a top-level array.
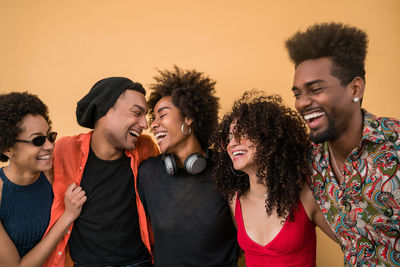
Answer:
[{"left": 353, "top": 97, "right": 360, "bottom": 103}]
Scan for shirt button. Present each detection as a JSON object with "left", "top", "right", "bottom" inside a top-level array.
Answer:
[
  {"left": 67, "top": 230, "right": 71, "bottom": 234},
  {"left": 58, "top": 252, "right": 62, "bottom": 255},
  {"left": 80, "top": 166, "right": 82, "bottom": 170}
]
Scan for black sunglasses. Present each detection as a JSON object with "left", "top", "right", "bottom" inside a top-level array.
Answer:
[{"left": 15, "top": 132, "right": 58, "bottom": 147}]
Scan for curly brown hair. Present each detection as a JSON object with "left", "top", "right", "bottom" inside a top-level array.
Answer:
[
  {"left": 0, "top": 92, "right": 51, "bottom": 162},
  {"left": 148, "top": 65, "right": 220, "bottom": 149},
  {"left": 211, "top": 91, "right": 310, "bottom": 219},
  {"left": 285, "top": 22, "right": 368, "bottom": 86}
]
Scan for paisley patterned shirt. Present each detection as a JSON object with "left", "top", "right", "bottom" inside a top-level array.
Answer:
[{"left": 309, "top": 110, "right": 400, "bottom": 266}]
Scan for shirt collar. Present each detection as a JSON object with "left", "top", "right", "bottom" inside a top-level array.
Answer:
[
  {"left": 361, "top": 109, "right": 386, "bottom": 144},
  {"left": 310, "top": 110, "right": 384, "bottom": 166}
]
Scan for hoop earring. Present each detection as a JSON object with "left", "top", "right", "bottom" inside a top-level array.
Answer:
[
  {"left": 181, "top": 123, "right": 192, "bottom": 136},
  {"left": 231, "top": 165, "right": 247, "bottom": 176}
]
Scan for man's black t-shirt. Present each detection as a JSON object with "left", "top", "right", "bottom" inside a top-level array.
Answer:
[
  {"left": 138, "top": 154, "right": 238, "bottom": 267},
  {"left": 69, "top": 147, "right": 150, "bottom": 266}
]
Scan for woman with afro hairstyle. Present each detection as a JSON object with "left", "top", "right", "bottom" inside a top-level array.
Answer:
[
  {"left": 137, "top": 66, "right": 238, "bottom": 266},
  {"left": 0, "top": 92, "right": 86, "bottom": 267},
  {"left": 212, "top": 91, "right": 337, "bottom": 267}
]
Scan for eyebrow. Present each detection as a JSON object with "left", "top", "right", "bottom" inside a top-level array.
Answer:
[
  {"left": 132, "top": 104, "right": 146, "bottom": 113},
  {"left": 156, "top": 106, "right": 170, "bottom": 113},
  {"left": 28, "top": 128, "right": 51, "bottom": 138},
  {"left": 292, "top": 79, "right": 324, "bottom": 91}
]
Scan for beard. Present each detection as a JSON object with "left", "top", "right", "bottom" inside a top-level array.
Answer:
[{"left": 309, "top": 112, "right": 339, "bottom": 144}]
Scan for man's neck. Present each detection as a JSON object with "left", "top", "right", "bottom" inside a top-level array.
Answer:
[
  {"left": 328, "top": 109, "right": 364, "bottom": 163},
  {"left": 90, "top": 131, "right": 123, "bottom": 161}
]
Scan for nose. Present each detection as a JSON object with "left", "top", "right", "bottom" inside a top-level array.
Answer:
[
  {"left": 43, "top": 137, "right": 55, "bottom": 150},
  {"left": 226, "top": 136, "right": 238, "bottom": 151},
  {"left": 295, "top": 93, "right": 313, "bottom": 113},
  {"left": 139, "top": 115, "right": 148, "bottom": 130},
  {"left": 150, "top": 118, "right": 159, "bottom": 132}
]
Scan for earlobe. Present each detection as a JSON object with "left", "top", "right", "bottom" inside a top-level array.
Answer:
[
  {"left": 184, "top": 117, "right": 193, "bottom": 126},
  {"left": 350, "top": 77, "right": 365, "bottom": 100},
  {"left": 3, "top": 147, "right": 13, "bottom": 159}
]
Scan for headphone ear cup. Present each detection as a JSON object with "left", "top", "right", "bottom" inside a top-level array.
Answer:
[
  {"left": 163, "top": 154, "right": 178, "bottom": 176},
  {"left": 184, "top": 153, "right": 207, "bottom": 175}
]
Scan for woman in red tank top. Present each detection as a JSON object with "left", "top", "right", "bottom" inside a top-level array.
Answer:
[{"left": 211, "top": 91, "right": 337, "bottom": 267}]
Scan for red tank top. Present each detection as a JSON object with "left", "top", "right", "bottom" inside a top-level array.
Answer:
[{"left": 235, "top": 197, "right": 316, "bottom": 267}]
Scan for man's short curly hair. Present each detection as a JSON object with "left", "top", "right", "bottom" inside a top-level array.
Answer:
[
  {"left": 211, "top": 90, "right": 310, "bottom": 220},
  {"left": 148, "top": 66, "right": 220, "bottom": 149},
  {"left": 285, "top": 22, "right": 368, "bottom": 85},
  {"left": 0, "top": 92, "right": 51, "bottom": 162}
]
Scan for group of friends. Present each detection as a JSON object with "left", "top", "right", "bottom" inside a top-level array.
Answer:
[{"left": 0, "top": 22, "right": 399, "bottom": 267}]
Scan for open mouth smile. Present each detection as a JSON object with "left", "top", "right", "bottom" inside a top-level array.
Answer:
[
  {"left": 303, "top": 111, "right": 325, "bottom": 129},
  {"left": 231, "top": 150, "right": 247, "bottom": 159},
  {"left": 37, "top": 154, "right": 51, "bottom": 160},
  {"left": 129, "top": 129, "right": 140, "bottom": 137},
  {"left": 154, "top": 131, "right": 167, "bottom": 143}
]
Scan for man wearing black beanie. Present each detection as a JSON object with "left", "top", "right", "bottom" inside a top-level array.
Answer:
[{"left": 43, "top": 77, "right": 159, "bottom": 267}]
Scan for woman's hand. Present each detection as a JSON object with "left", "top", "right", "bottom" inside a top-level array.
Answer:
[
  {"left": 63, "top": 183, "right": 87, "bottom": 222},
  {"left": 0, "top": 183, "right": 87, "bottom": 267}
]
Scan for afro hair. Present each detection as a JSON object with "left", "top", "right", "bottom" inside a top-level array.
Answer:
[
  {"left": 0, "top": 92, "right": 51, "bottom": 162},
  {"left": 148, "top": 66, "right": 220, "bottom": 150},
  {"left": 285, "top": 22, "right": 368, "bottom": 85}
]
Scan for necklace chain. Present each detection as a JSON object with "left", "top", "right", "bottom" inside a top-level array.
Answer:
[{"left": 328, "top": 143, "right": 344, "bottom": 181}]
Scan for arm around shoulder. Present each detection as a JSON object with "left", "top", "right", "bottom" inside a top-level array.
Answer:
[{"left": 137, "top": 134, "right": 160, "bottom": 162}]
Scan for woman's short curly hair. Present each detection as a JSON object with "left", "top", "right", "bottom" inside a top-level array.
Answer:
[
  {"left": 0, "top": 92, "right": 51, "bottom": 162},
  {"left": 285, "top": 22, "right": 368, "bottom": 86},
  {"left": 211, "top": 90, "right": 310, "bottom": 220},
  {"left": 148, "top": 66, "right": 220, "bottom": 149}
]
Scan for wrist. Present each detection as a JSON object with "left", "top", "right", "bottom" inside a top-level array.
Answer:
[{"left": 59, "top": 211, "right": 75, "bottom": 225}]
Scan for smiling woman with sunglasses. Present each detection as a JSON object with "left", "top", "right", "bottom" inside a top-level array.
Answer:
[{"left": 0, "top": 92, "right": 87, "bottom": 267}]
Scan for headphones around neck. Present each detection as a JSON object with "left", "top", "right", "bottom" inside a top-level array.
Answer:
[{"left": 163, "top": 152, "right": 207, "bottom": 176}]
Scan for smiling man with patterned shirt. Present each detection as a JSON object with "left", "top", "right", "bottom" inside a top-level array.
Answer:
[{"left": 285, "top": 22, "right": 400, "bottom": 266}]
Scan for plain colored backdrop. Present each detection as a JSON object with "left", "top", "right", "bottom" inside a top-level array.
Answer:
[{"left": 1, "top": 0, "right": 399, "bottom": 266}]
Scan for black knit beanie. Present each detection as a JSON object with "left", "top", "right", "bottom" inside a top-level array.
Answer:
[{"left": 76, "top": 77, "right": 146, "bottom": 129}]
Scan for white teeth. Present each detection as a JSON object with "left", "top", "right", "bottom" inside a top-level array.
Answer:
[
  {"left": 129, "top": 130, "right": 140, "bottom": 137},
  {"left": 232, "top": 150, "right": 246, "bottom": 156},
  {"left": 304, "top": 112, "right": 324, "bottom": 121},
  {"left": 154, "top": 132, "right": 167, "bottom": 140},
  {"left": 37, "top": 155, "right": 51, "bottom": 160}
]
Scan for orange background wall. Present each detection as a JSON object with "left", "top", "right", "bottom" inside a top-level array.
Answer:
[{"left": 1, "top": 1, "right": 399, "bottom": 266}]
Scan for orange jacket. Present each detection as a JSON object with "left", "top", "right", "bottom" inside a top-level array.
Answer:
[{"left": 43, "top": 132, "right": 159, "bottom": 267}]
